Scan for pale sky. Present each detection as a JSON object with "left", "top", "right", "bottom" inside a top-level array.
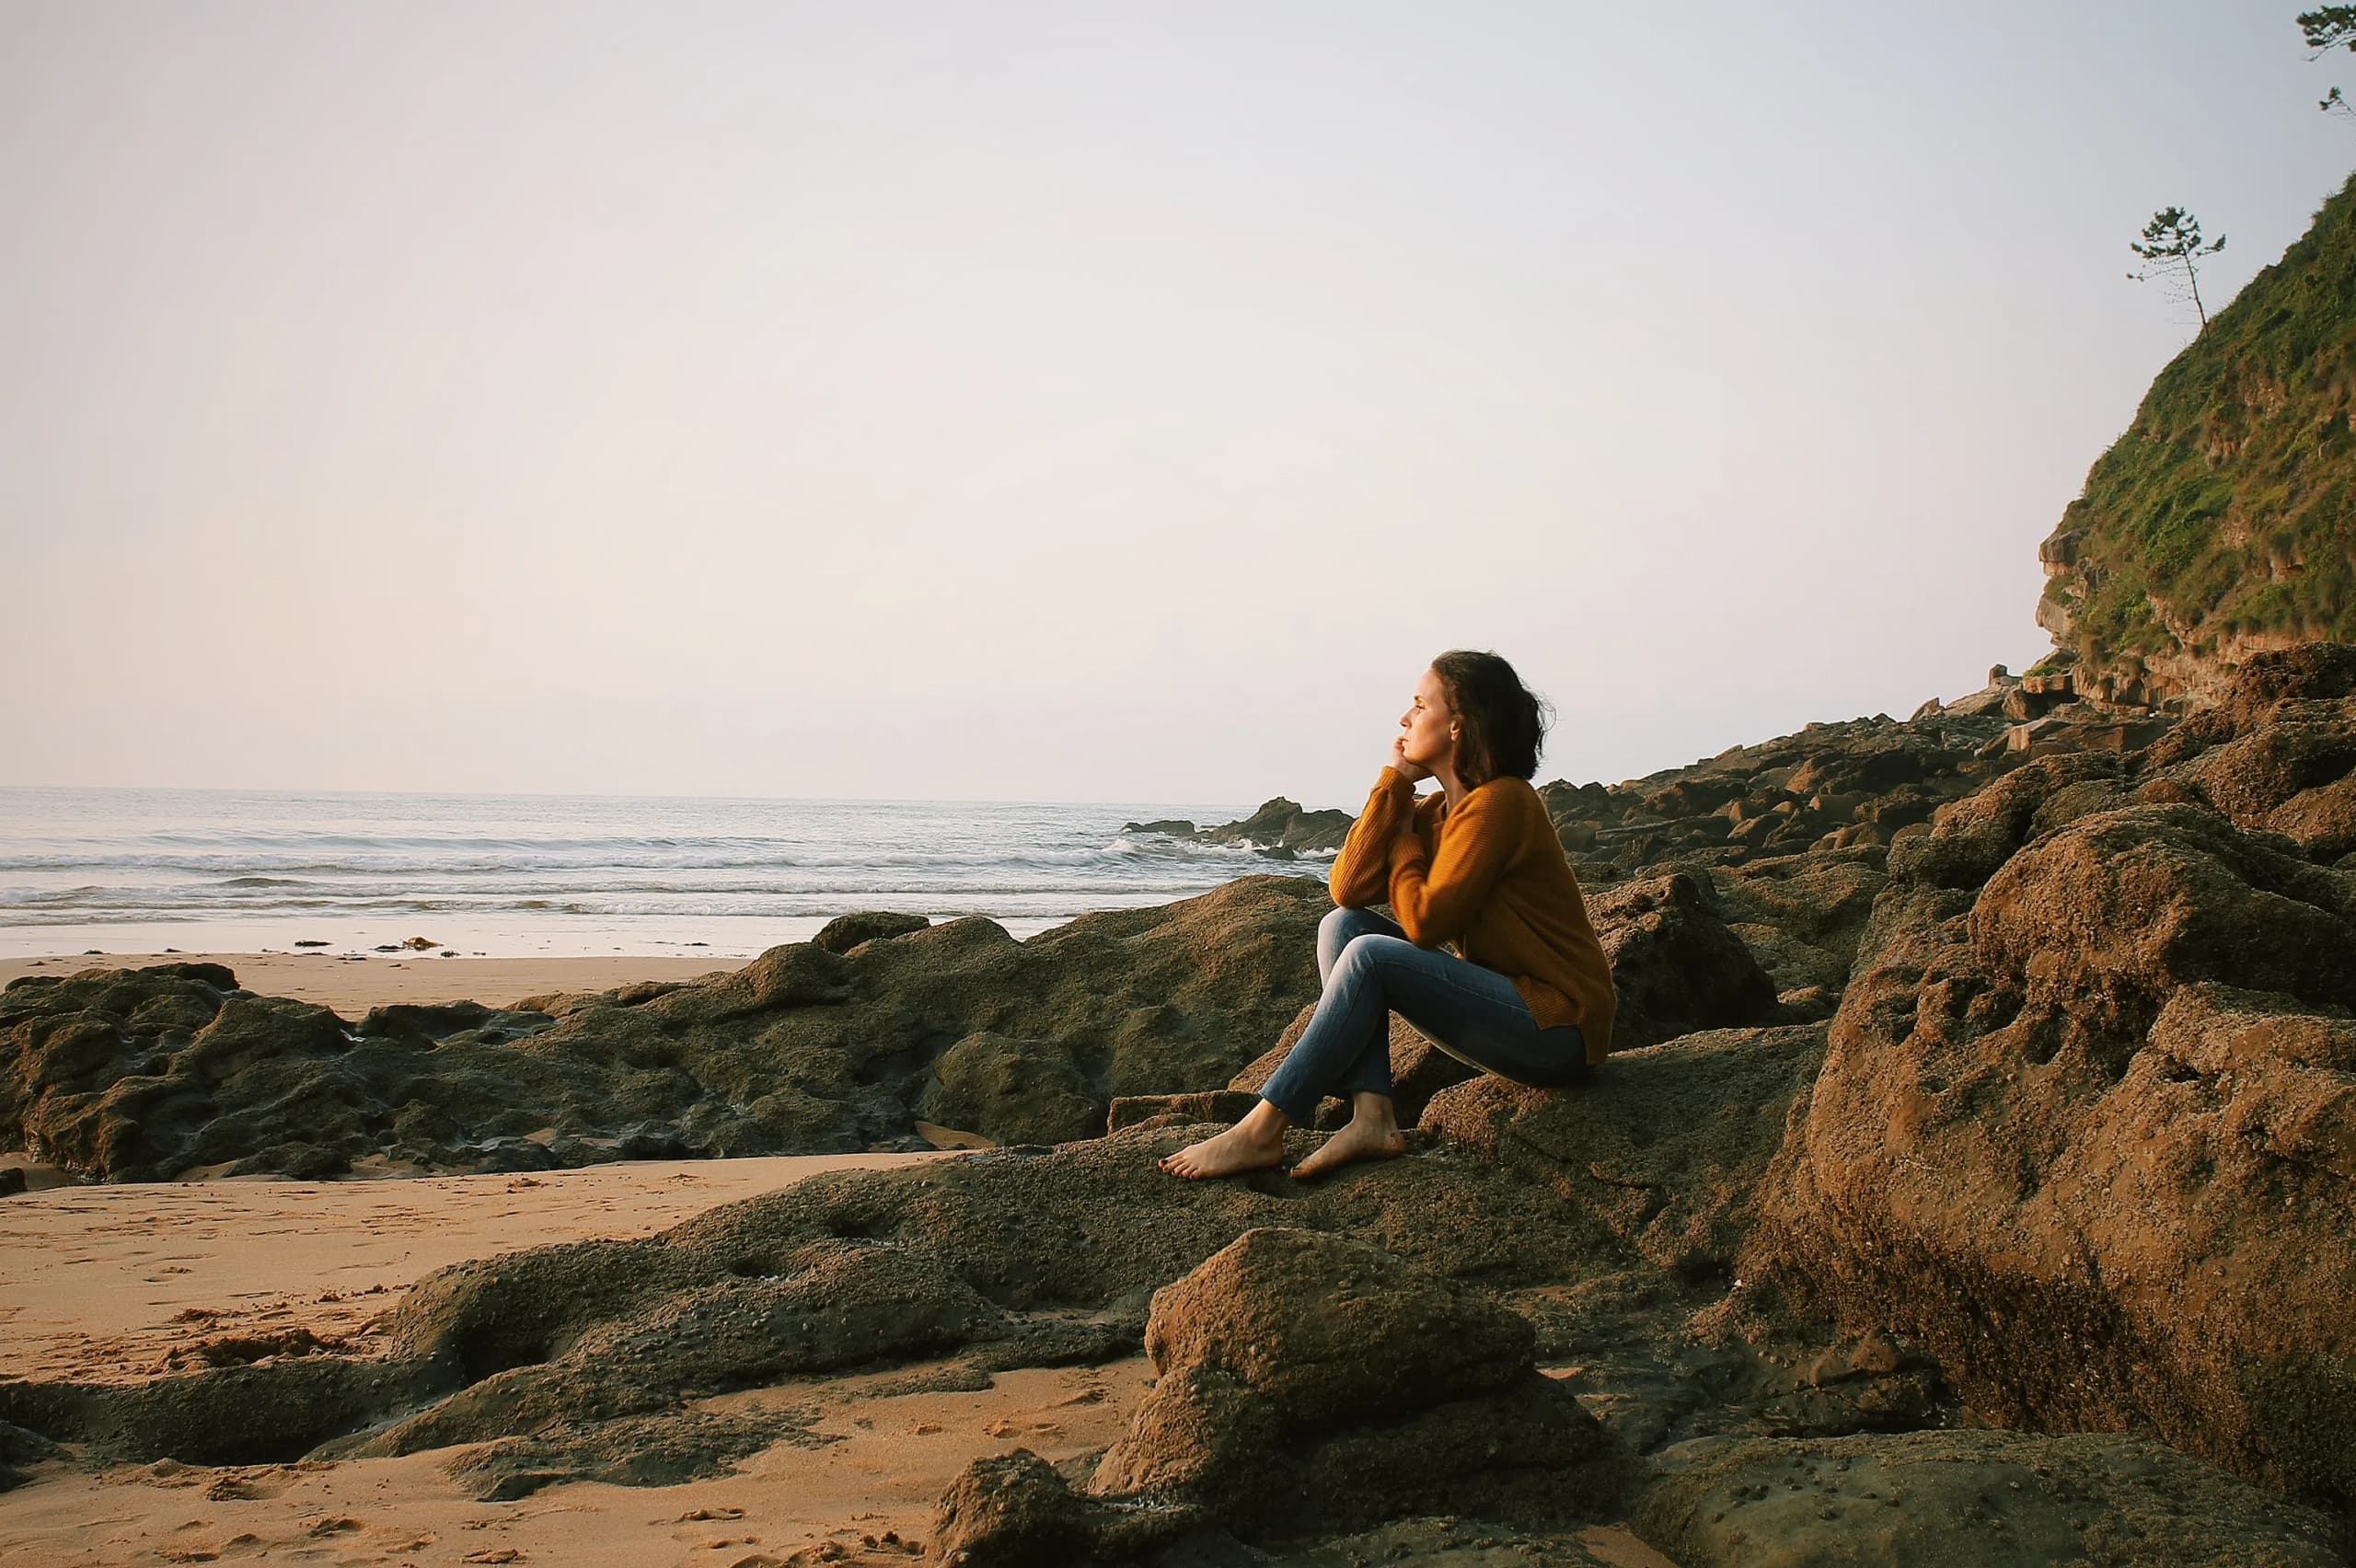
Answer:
[{"left": 3, "top": 2, "right": 2348, "bottom": 811}]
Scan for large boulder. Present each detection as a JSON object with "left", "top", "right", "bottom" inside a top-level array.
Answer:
[
  {"left": 925, "top": 1448, "right": 1100, "bottom": 1567},
  {"left": 1088, "top": 1227, "right": 1627, "bottom": 1534},
  {"left": 1754, "top": 787, "right": 2356, "bottom": 1526},
  {"left": 1588, "top": 873, "right": 1781, "bottom": 1049}
]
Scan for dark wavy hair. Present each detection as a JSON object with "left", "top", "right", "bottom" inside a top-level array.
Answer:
[{"left": 1430, "top": 650, "right": 1553, "bottom": 788}]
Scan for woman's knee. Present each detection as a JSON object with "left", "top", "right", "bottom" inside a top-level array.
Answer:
[
  {"left": 1334, "top": 931, "right": 1413, "bottom": 979},
  {"left": 1320, "top": 905, "right": 1392, "bottom": 945}
]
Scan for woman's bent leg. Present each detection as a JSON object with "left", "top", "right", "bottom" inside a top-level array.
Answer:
[
  {"left": 1334, "top": 938, "right": 1594, "bottom": 1090},
  {"left": 1258, "top": 917, "right": 1408, "bottom": 1124},
  {"left": 1160, "top": 906, "right": 1402, "bottom": 1181}
]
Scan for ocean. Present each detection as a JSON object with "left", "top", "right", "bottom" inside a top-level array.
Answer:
[{"left": 0, "top": 787, "right": 1326, "bottom": 959}]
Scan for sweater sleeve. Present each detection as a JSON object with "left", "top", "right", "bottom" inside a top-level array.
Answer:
[
  {"left": 1328, "top": 767, "right": 1418, "bottom": 908},
  {"left": 1386, "top": 786, "right": 1519, "bottom": 947}
]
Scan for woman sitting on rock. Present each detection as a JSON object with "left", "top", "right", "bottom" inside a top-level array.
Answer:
[{"left": 1161, "top": 650, "right": 1617, "bottom": 1181}]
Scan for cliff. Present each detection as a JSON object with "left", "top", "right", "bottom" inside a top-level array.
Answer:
[{"left": 2038, "top": 172, "right": 2356, "bottom": 709}]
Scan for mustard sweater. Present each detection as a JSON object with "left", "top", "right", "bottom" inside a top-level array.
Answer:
[{"left": 1328, "top": 766, "right": 1618, "bottom": 1065}]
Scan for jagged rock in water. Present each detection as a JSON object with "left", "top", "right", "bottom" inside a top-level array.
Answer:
[
  {"left": 1635, "top": 1430, "right": 2347, "bottom": 1567},
  {"left": 1197, "top": 797, "right": 1355, "bottom": 855},
  {"left": 811, "top": 910, "right": 931, "bottom": 954}
]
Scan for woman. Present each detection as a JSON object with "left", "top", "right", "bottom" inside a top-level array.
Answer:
[{"left": 1160, "top": 650, "right": 1617, "bottom": 1181}]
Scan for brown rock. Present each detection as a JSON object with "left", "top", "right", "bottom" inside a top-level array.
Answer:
[
  {"left": 1588, "top": 873, "right": 1780, "bottom": 1049},
  {"left": 1103, "top": 1090, "right": 1262, "bottom": 1135},
  {"left": 1755, "top": 793, "right": 2356, "bottom": 1524},
  {"left": 1091, "top": 1227, "right": 1624, "bottom": 1534},
  {"left": 925, "top": 1448, "right": 1094, "bottom": 1568},
  {"left": 1635, "top": 1429, "right": 2345, "bottom": 1568}
]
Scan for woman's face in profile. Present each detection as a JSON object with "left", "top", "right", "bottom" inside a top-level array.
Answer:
[{"left": 1398, "top": 668, "right": 1458, "bottom": 770}]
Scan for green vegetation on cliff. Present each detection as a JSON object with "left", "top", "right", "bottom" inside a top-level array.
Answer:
[{"left": 2042, "top": 172, "right": 2356, "bottom": 696}]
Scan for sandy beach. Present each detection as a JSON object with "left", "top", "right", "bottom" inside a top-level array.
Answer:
[
  {"left": 0, "top": 1151, "right": 1161, "bottom": 1567},
  {"left": 0, "top": 1152, "right": 1677, "bottom": 1568},
  {"left": 0, "top": 953, "right": 748, "bottom": 1019}
]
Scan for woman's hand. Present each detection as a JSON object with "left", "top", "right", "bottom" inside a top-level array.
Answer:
[{"left": 1390, "top": 736, "right": 1433, "bottom": 783}]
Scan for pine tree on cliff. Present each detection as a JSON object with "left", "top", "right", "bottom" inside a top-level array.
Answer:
[
  {"left": 2300, "top": 6, "right": 2356, "bottom": 118},
  {"left": 2129, "top": 207, "right": 2227, "bottom": 329}
]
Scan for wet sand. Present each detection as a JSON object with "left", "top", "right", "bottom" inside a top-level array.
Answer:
[
  {"left": 0, "top": 953, "right": 748, "bottom": 1018},
  {"left": 0, "top": 1155, "right": 946, "bottom": 1387},
  {"left": 0, "top": 1150, "right": 1142, "bottom": 1568}
]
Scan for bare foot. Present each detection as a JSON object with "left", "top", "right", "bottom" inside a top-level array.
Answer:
[
  {"left": 1288, "top": 1119, "right": 1408, "bottom": 1180},
  {"left": 1159, "top": 1122, "right": 1287, "bottom": 1180}
]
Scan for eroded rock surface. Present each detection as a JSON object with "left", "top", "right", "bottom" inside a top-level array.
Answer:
[{"left": 1754, "top": 648, "right": 2356, "bottom": 1530}]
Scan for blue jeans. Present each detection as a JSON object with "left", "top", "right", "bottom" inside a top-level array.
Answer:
[{"left": 1256, "top": 905, "right": 1593, "bottom": 1125}]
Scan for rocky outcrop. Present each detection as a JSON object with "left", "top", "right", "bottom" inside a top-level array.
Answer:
[
  {"left": 0, "top": 877, "right": 1329, "bottom": 1181},
  {"left": 0, "top": 1128, "right": 1695, "bottom": 1494},
  {"left": 1130, "top": 797, "right": 1356, "bottom": 858},
  {"left": 1536, "top": 710, "right": 2011, "bottom": 891},
  {"left": 1420, "top": 1024, "right": 1827, "bottom": 1283},
  {"left": 1752, "top": 648, "right": 2356, "bottom": 1528}
]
